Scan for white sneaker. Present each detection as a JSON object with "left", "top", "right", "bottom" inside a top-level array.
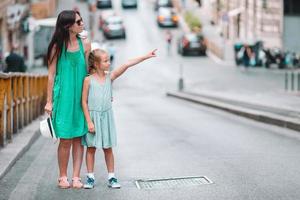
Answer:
[
  {"left": 108, "top": 177, "right": 121, "bottom": 189},
  {"left": 83, "top": 176, "right": 95, "bottom": 189}
]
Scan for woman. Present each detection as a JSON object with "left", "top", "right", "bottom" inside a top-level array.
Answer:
[{"left": 44, "top": 10, "right": 91, "bottom": 189}]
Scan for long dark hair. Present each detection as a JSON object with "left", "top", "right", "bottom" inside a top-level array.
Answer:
[{"left": 47, "top": 10, "right": 81, "bottom": 64}]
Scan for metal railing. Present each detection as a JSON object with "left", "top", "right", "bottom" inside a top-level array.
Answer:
[
  {"left": 284, "top": 71, "right": 300, "bottom": 92},
  {"left": 0, "top": 73, "right": 48, "bottom": 147}
]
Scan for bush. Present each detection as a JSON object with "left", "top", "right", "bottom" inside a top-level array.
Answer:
[{"left": 184, "top": 11, "right": 202, "bottom": 32}]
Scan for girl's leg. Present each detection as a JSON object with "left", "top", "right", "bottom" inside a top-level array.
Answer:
[
  {"left": 103, "top": 148, "right": 121, "bottom": 188},
  {"left": 86, "top": 147, "right": 96, "bottom": 173},
  {"left": 72, "top": 137, "right": 84, "bottom": 178},
  {"left": 103, "top": 148, "right": 114, "bottom": 173},
  {"left": 83, "top": 147, "right": 96, "bottom": 189},
  {"left": 58, "top": 139, "right": 72, "bottom": 177}
]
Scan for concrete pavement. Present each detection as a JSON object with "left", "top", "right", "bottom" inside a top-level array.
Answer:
[
  {"left": 0, "top": 117, "right": 41, "bottom": 180},
  {"left": 167, "top": 91, "right": 300, "bottom": 131}
]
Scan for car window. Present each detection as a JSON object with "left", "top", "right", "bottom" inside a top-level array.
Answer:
[
  {"left": 159, "top": 8, "right": 171, "bottom": 15},
  {"left": 107, "top": 17, "right": 123, "bottom": 25},
  {"left": 186, "top": 34, "right": 204, "bottom": 42},
  {"left": 186, "top": 34, "right": 197, "bottom": 42},
  {"left": 158, "top": 0, "right": 171, "bottom": 6}
]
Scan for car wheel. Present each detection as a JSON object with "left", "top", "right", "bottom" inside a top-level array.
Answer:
[
  {"left": 199, "top": 51, "right": 206, "bottom": 56},
  {"left": 177, "top": 47, "right": 181, "bottom": 54}
]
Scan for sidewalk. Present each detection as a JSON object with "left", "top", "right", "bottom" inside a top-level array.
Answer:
[{"left": 168, "top": 0, "right": 300, "bottom": 132}]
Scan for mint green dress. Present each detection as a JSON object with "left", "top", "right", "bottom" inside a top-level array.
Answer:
[
  {"left": 52, "top": 38, "right": 88, "bottom": 139},
  {"left": 81, "top": 74, "right": 117, "bottom": 148}
]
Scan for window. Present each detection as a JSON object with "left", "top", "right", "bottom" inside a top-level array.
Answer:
[{"left": 284, "top": 0, "right": 300, "bottom": 15}]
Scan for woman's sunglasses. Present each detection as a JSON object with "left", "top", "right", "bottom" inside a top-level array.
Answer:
[{"left": 75, "top": 18, "right": 83, "bottom": 26}]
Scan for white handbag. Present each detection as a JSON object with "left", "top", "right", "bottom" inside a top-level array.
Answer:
[{"left": 39, "top": 117, "right": 58, "bottom": 141}]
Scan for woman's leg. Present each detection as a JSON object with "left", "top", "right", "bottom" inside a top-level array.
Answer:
[
  {"left": 86, "top": 147, "right": 96, "bottom": 173},
  {"left": 72, "top": 137, "right": 84, "bottom": 178},
  {"left": 103, "top": 148, "right": 114, "bottom": 173},
  {"left": 58, "top": 139, "right": 72, "bottom": 177}
]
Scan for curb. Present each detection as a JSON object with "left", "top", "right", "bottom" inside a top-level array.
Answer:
[
  {"left": 166, "top": 91, "right": 300, "bottom": 132},
  {"left": 0, "top": 118, "right": 41, "bottom": 180}
]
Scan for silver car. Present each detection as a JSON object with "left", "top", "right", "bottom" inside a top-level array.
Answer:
[
  {"left": 102, "top": 16, "right": 126, "bottom": 39},
  {"left": 157, "top": 7, "right": 178, "bottom": 27}
]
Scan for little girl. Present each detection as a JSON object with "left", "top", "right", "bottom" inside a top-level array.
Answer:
[{"left": 81, "top": 48, "right": 157, "bottom": 189}]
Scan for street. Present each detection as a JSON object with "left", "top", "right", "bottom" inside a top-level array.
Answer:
[
  {"left": 2, "top": 82, "right": 300, "bottom": 200},
  {"left": 1, "top": 0, "right": 300, "bottom": 199}
]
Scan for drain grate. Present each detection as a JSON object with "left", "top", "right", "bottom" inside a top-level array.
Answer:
[{"left": 135, "top": 176, "right": 213, "bottom": 190}]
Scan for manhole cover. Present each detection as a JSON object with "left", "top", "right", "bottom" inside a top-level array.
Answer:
[{"left": 135, "top": 176, "right": 213, "bottom": 189}]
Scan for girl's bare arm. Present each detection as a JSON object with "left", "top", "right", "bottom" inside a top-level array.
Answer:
[
  {"left": 110, "top": 49, "right": 157, "bottom": 81},
  {"left": 82, "top": 77, "right": 92, "bottom": 124}
]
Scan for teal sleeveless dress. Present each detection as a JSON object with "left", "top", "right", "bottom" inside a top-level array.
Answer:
[
  {"left": 52, "top": 38, "right": 88, "bottom": 139},
  {"left": 81, "top": 74, "right": 117, "bottom": 148}
]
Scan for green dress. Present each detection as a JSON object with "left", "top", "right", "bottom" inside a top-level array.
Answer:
[
  {"left": 81, "top": 74, "right": 117, "bottom": 148},
  {"left": 52, "top": 37, "right": 88, "bottom": 139}
]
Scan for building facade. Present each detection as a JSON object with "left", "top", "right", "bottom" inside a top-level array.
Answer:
[
  {"left": 0, "top": 0, "right": 57, "bottom": 71},
  {"left": 211, "top": 0, "right": 283, "bottom": 49},
  {"left": 0, "top": 0, "right": 31, "bottom": 71}
]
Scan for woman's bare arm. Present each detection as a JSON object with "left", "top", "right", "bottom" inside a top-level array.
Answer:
[
  {"left": 45, "top": 46, "right": 57, "bottom": 115},
  {"left": 83, "top": 38, "right": 91, "bottom": 72}
]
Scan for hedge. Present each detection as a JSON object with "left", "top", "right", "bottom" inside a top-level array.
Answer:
[{"left": 184, "top": 11, "right": 202, "bottom": 31}]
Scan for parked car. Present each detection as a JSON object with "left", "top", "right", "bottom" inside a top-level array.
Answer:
[
  {"left": 154, "top": 0, "right": 173, "bottom": 11},
  {"left": 177, "top": 33, "right": 207, "bottom": 56},
  {"left": 102, "top": 16, "right": 126, "bottom": 39},
  {"left": 157, "top": 7, "right": 178, "bottom": 27},
  {"left": 97, "top": 0, "right": 112, "bottom": 8},
  {"left": 122, "top": 0, "right": 138, "bottom": 8},
  {"left": 98, "top": 10, "right": 115, "bottom": 30}
]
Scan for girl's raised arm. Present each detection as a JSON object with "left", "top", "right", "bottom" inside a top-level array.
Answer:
[{"left": 110, "top": 49, "right": 157, "bottom": 81}]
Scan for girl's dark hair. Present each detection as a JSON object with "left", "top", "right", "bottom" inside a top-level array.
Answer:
[{"left": 47, "top": 10, "right": 81, "bottom": 64}]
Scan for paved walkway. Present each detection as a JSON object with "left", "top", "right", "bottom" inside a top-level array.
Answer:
[{"left": 171, "top": 0, "right": 300, "bottom": 120}]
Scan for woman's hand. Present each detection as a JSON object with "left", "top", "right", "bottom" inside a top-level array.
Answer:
[
  {"left": 44, "top": 102, "right": 53, "bottom": 116},
  {"left": 145, "top": 49, "right": 157, "bottom": 59},
  {"left": 88, "top": 121, "right": 95, "bottom": 133}
]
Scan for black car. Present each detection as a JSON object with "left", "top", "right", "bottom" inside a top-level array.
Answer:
[
  {"left": 122, "top": 0, "right": 138, "bottom": 8},
  {"left": 177, "top": 33, "right": 207, "bottom": 56},
  {"left": 154, "top": 0, "right": 173, "bottom": 11},
  {"left": 97, "top": 0, "right": 112, "bottom": 8}
]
